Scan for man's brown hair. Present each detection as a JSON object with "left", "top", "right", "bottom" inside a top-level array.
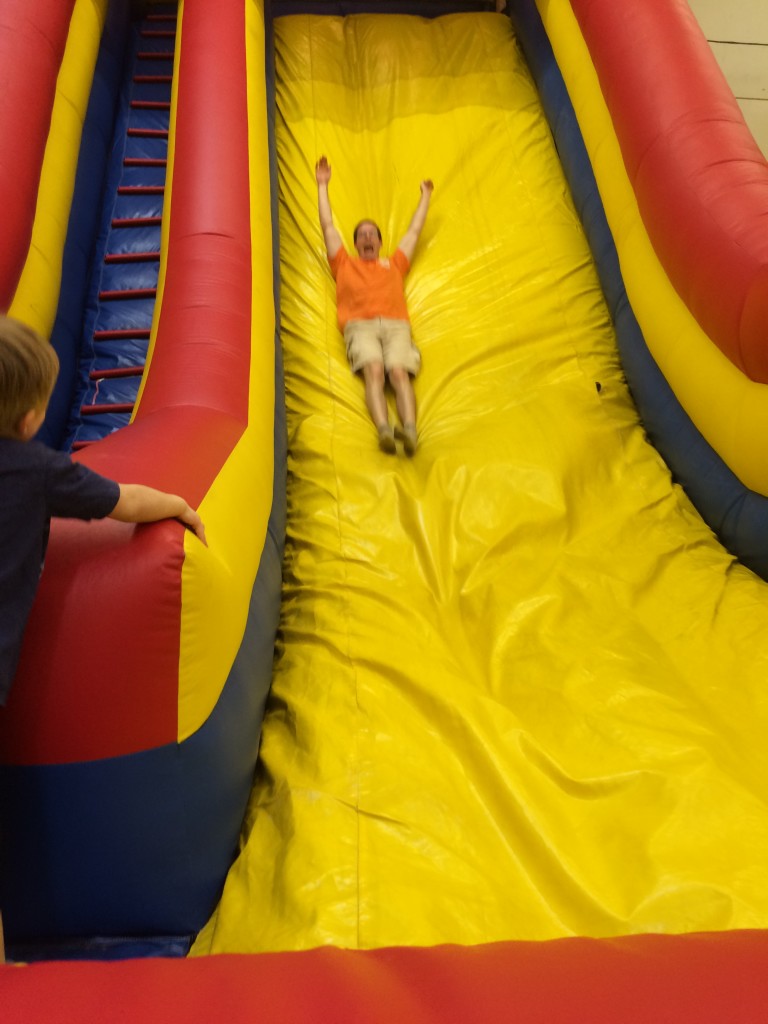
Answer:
[{"left": 0, "top": 315, "right": 59, "bottom": 438}]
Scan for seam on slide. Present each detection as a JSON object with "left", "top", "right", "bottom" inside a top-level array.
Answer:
[{"left": 309, "top": 11, "right": 364, "bottom": 949}]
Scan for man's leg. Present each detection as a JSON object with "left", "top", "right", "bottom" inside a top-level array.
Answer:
[
  {"left": 381, "top": 321, "right": 420, "bottom": 456},
  {"left": 346, "top": 322, "right": 397, "bottom": 454},
  {"left": 362, "top": 362, "right": 396, "bottom": 453},
  {"left": 389, "top": 365, "right": 418, "bottom": 455}
]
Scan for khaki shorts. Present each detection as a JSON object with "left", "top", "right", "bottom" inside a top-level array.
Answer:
[{"left": 343, "top": 317, "right": 421, "bottom": 376}]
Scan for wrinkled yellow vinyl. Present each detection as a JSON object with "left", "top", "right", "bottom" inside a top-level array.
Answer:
[{"left": 193, "top": 13, "right": 768, "bottom": 955}]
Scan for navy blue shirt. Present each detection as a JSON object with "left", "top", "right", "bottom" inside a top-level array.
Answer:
[{"left": 0, "top": 439, "right": 120, "bottom": 705}]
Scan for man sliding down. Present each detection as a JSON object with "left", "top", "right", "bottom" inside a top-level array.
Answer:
[{"left": 315, "top": 155, "right": 433, "bottom": 456}]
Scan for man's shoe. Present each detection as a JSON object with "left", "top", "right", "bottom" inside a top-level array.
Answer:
[
  {"left": 396, "top": 423, "right": 418, "bottom": 456},
  {"left": 378, "top": 424, "right": 397, "bottom": 454}
]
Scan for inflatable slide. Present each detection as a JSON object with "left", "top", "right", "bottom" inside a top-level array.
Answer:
[{"left": 4, "top": 0, "right": 768, "bottom": 1019}]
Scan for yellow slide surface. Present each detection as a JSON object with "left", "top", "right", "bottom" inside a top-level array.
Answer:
[{"left": 193, "top": 12, "right": 768, "bottom": 954}]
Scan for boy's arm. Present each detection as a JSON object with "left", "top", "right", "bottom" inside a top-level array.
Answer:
[
  {"left": 110, "top": 483, "right": 207, "bottom": 545},
  {"left": 397, "top": 179, "right": 434, "bottom": 263},
  {"left": 315, "top": 155, "right": 343, "bottom": 260}
]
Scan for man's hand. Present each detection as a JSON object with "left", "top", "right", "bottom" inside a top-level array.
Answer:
[
  {"left": 316, "top": 155, "right": 332, "bottom": 185},
  {"left": 398, "top": 178, "right": 435, "bottom": 262}
]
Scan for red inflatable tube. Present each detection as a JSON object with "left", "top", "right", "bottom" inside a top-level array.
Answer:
[
  {"left": 0, "top": 0, "right": 75, "bottom": 309},
  {"left": 571, "top": 0, "right": 768, "bottom": 381},
  {"left": 3, "top": 931, "right": 768, "bottom": 1023}
]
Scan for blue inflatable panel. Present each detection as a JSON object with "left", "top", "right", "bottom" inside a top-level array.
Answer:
[
  {"left": 60, "top": 10, "right": 173, "bottom": 451},
  {"left": 0, "top": 524, "right": 284, "bottom": 955},
  {"left": 40, "top": 0, "right": 132, "bottom": 449}
]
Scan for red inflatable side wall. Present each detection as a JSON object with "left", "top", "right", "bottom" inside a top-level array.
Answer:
[
  {"left": 572, "top": 0, "right": 768, "bottom": 381},
  {"left": 0, "top": 0, "right": 75, "bottom": 308},
  {"left": 0, "top": 0, "right": 252, "bottom": 765}
]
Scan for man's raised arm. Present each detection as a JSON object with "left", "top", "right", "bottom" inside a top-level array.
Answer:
[
  {"left": 315, "top": 155, "right": 343, "bottom": 260},
  {"left": 398, "top": 179, "right": 434, "bottom": 263}
]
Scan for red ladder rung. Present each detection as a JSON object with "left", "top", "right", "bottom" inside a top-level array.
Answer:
[
  {"left": 146, "top": 12, "right": 177, "bottom": 21},
  {"left": 140, "top": 29, "right": 176, "bottom": 38},
  {"left": 88, "top": 366, "right": 145, "bottom": 380},
  {"left": 127, "top": 127, "right": 168, "bottom": 139},
  {"left": 93, "top": 329, "right": 151, "bottom": 342},
  {"left": 104, "top": 251, "right": 160, "bottom": 264},
  {"left": 99, "top": 288, "right": 157, "bottom": 301},
  {"left": 111, "top": 216, "right": 162, "bottom": 228},
  {"left": 80, "top": 402, "right": 135, "bottom": 416},
  {"left": 117, "top": 184, "right": 164, "bottom": 195},
  {"left": 137, "top": 51, "right": 174, "bottom": 60},
  {"left": 123, "top": 157, "right": 167, "bottom": 167},
  {"left": 130, "top": 100, "right": 170, "bottom": 111},
  {"left": 133, "top": 74, "right": 172, "bottom": 85}
]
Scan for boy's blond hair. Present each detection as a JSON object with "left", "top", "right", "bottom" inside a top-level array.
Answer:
[{"left": 0, "top": 315, "right": 59, "bottom": 438}]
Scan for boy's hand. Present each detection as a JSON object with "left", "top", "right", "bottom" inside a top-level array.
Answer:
[
  {"left": 112, "top": 483, "right": 207, "bottom": 545},
  {"left": 180, "top": 506, "right": 207, "bottom": 546},
  {"left": 316, "top": 155, "right": 332, "bottom": 185},
  {"left": 421, "top": 179, "right": 434, "bottom": 196}
]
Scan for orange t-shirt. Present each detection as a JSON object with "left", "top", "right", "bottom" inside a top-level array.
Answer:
[{"left": 329, "top": 246, "right": 410, "bottom": 330}]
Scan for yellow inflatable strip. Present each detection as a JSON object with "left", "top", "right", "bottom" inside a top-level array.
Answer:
[
  {"left": 9, "top": 0, "right": 107, "bottom": 335},
  {"left": 538, "top": 0, "right": 768, "bottom": 497},
  {"left": 176, "top": 0, "right": 276, "bottom": 741},
  {"left": 194, "top": 12, "right": 768, "bottom": 955}
]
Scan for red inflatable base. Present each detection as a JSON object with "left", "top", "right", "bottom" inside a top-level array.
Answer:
[{"left": 3, "top": 931, "right": 768, "bottom": 1023}]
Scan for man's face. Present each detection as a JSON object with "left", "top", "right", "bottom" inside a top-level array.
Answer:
[{"left": 355, "top": 222, "right": 382, "bottom": 261}]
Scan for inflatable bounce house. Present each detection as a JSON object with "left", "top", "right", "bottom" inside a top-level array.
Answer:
[{"left": 3, "top": 0, "right": 768, "bottom": 1018}]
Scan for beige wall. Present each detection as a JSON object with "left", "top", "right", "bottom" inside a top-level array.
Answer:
[{"left": 687, "top": 0, "right": 768, "bottom": 155}]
